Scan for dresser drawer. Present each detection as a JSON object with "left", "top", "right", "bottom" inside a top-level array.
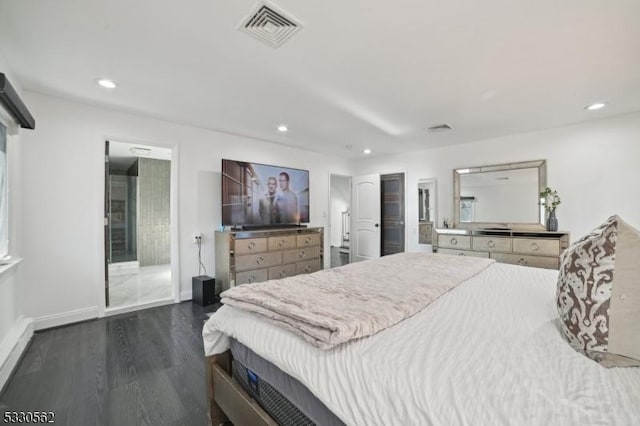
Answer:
[
  {"left": 268, "top": 235, "right": 296, "bottom": 251},
  {"left": 472, "top": 236, "right": 511, "bottom": 253},
  {"left": 491, "top": 253, "right": 559, "bottom": 269},
  {"left": 438, "top": 248, "right": 489, "bottom": 258},
  {"left": 283, "top": 246, "right": 321, "bottom": 264},
  {"left": 235, "top": 251, "right": 282, "bottom": 272},
  {"left": 512, "top": 238, "right": 560, "bottom": 256},
  {"left": 296, "top": 259, "right": 322, "bottom": 275},
  {"left": 235, "top": 268, "right": 269, "bottom": 285},
  {"left": 234, "top": 237, "right": 268, "bottom": 255},
  {"left": 268, "top": 263, "right": 297, "bottom": 280},
  {"left": 438, "top": 235, "right": 472, "bottom": 250},
  {"left": 297, "top": 233, "right": 321, "bottom": 247}
]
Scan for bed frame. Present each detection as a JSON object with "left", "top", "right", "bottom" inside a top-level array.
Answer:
[{"left": 206, "top": 351, "right": 278, "bottom": 426}]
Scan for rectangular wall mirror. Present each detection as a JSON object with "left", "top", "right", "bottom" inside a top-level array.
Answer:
[
  {"left": 418, "top": 178, "right": 437, "bottom": 244},
  {"left": 453, "top": 160, "right": 546, "bottom": 230}
]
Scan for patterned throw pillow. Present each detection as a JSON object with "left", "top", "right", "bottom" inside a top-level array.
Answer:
[{"left": 557, "top": 215, "right": 640, "bottom": 367}]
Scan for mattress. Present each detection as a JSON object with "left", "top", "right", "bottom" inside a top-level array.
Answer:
[
  {"left": 204, "top": 262, "right": 640, "bottom": 425},
  {"left": 230, "top": 339, "right": 344, "bottom": 426}
]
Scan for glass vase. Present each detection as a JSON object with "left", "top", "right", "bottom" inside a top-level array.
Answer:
[{"left": 546, "top": 210, "right": 558, "bottom": 232}]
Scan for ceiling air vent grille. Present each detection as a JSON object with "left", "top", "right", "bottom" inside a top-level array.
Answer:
[
  {"left": 427, "top": 123, "right": 453, "bottom": 132},
  {"left": 239, "top": 2, "right": 302, "bottom": 48}
]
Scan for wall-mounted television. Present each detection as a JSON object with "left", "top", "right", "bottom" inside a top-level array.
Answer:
[{"left": 221, "top": 159, "right": 309, "bottom": 227}]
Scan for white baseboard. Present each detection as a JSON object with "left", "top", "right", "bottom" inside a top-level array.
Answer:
[
  {"left": 105, "top": 298, "right": 174, "bottom": 317},
  {"left": 33, "top": 306, "right": 99, "bottom": 331},
  {"left": 0, "top": 317, "right": 34, "bottom": 392}
]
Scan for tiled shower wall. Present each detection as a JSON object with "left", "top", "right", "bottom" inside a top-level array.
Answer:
[{"left": 138, "top": 157, "right": 170, "bottom": 266}]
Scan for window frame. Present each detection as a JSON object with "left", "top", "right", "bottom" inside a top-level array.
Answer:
[{"left": 0, "top": 120, "right": 7, "bottom": 258}]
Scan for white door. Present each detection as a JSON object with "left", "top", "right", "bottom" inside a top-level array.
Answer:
[{"left": 352, "top": 174, "right": 380, "bottom": 261}]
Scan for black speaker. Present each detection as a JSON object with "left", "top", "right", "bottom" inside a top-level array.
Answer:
[{"left": 192, "top": 276, "right": 217, "bottom": 306}]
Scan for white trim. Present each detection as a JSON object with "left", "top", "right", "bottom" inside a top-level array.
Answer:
[
  {"left": 105, "top": 298, "right": 174, "bottom": 317},
  {"left": 0, "top": 257, "right": 22, "bottom": 280},
  {"left": 170, "top": 146, "right": 181, "bottom": 302},
  {"left": 96, "top": 136, "right": 181, "bottom": 316},
  {"left": 33, "top": 306, "right": 99, "bottom": 331},
  {"left": 0, "top": 316, "right": 34, "bottom": 392}
]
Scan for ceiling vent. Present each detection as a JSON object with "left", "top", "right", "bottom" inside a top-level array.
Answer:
[
  {"left": 239, "top": 2, "right": 302, "bottom": 48},
  {"left": 427, "top": 123, "right": 453, "bottom": 132}
]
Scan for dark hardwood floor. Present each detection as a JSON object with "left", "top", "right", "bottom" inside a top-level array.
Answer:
[{"left": 0, "top": 302, "right": 220, "bottom": 426}]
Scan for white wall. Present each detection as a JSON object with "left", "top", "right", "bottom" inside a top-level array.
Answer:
[
  {"left": 354, "top": 112, "right": 640, "bottom": 253},
  {"left": 19, "top": 91, "right": 354, "bottom": 324},
  {"left": 330, "top": 175, "right": 350, "bottom": 247}
]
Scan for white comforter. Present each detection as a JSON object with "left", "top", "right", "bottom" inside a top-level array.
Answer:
[
  {"left": 221, "top": 253, "right": 494, "bottom": 349},
  {"left": 203, "top": 262, "right": 640, "bottom": 425}
]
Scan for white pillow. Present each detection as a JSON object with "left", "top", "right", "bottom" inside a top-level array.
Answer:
[{"left": 557, "top": 215, "right": 640, "bottom": 367}]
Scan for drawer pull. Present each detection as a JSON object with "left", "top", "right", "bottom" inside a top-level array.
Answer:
[
  {"left": 278, "top": 239, "right": 286, "bottom": 247},
  {"left": 304, "top": 237, "right": 312, "bottom": 245},
  {"left": 487, "top": 240, "right": 495, "bottom": 248},
  {"left": 298, "top": 251, "right": 306, "bottom": 259},
  {"left": 256, "top": 256, "right": 265, "bottom": 265},
  {"left": 305, "top": 265, "right": 312, "bottom": 272},
  {"left": 248, "top": 276, "right": 256, "bottom": 283},
  {"left": 518, "top": 258, "right": 528, "bottom": 266},
  {"left": 450, "top": 238, "right": 458, "bottom": 245},
  {"left": 248, "top": 241, "right": 256, "bottom": 250},
  {"left": 530, "top": 242, "right": 539, "bottom": 251},
  {"left": 279, "top": 270, "right": 287, "bottom": 278},
  {"left": 458, "top": 252, "right": 465, "bottom": 256}
]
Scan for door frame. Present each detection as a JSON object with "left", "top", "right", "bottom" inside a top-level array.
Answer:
[
  {"left": 328, "top": 173, "right": 353, "bottom": 266},
  {"left": 96, "top": 136, "right": 180, "bottom": 317}
]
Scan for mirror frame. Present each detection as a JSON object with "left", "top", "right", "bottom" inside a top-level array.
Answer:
[
  {"left": 453, "top": 159, "right": 546, "bottom": 230},
  {"left": 418, "top": 178, "right": 437, "bottom": 245}
]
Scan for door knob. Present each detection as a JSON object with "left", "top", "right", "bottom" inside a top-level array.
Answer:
[{"left": 374, "top": 223, "right": 379, "bottom": 228}]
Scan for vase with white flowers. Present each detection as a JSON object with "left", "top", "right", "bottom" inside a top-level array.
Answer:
[{"left": 540, "top": 187, "right": 561, "bottom": 231}]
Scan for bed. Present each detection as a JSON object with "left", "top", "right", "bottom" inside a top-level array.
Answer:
[{"left": 202, "top": 251, "right": 640, "bottom": 426}]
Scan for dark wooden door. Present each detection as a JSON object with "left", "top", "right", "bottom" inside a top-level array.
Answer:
[{"left": 381, "top": 173, "right": 405, "bottom": 256}]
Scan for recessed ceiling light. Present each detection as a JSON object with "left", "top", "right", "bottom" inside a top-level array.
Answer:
[
  {"left": 585, "top": 102, "right": 606, "bottom": 111},
  {"left": 363, "top": 149, "right": 372, "bottom": 155},
  {"left": 97, "top": 79, "right": 117, "bottom": 89},
  {"left": 277, "top": 125, "right": 288, "bottom": 132}
]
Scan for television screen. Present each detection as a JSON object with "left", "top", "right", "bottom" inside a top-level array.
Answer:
[{"left": 221, "top": 159, "right": 309, "bottom": 226}]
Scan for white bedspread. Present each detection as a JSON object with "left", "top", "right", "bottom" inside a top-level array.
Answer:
[
  {"left": 221, "top": 253, "right": 494, "bottom": 349},
  {"left": 203, "top": 261, "right": 640, "bottom": 425}
]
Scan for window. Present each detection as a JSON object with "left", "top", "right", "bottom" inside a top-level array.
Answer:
[
  {"left": 0, "top": 122, "right": 7, "bottom": 257},
  {"left": 460, "top": 197, "right": 476, "bottom": 223}
]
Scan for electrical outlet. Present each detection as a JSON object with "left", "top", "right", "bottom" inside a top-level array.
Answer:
[{"left": 193, "top": 232, "right": 202, "bottom": 244}]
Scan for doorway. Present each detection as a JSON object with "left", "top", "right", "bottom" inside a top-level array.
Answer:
[
  {"left": 329, "top": 174, "right": 352, "bottom": 268},
  {"left": 351, "top": 172, "right": 406, "bottom": 261},
  {"left": 104, "top": 141, "right": 174, "bottom": 310}
]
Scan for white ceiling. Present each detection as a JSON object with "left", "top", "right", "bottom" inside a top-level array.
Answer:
[{"left": 1, "top": 0, "right": 639, "bottom": 159}]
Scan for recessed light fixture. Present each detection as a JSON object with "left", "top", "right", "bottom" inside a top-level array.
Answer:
[
  {"left": 585, "top": 102, "right": 606, "bottom": 111},
  {"left": 97, "top": 78, "right": 117, "bottom": 89},
  {"left": 277, "top": 125, "right": 288, "bottom": 132},
  {"left": 363, "top": 149, "right": 371, "bottom": 155}
]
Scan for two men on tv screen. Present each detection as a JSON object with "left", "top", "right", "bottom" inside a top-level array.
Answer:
[{"left": 259, "top": 172, "right": 299, "bottom": 224}]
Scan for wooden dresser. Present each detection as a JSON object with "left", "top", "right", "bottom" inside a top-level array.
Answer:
[
  {"left": 215, "top": 227, "right": 323, "bottom": 292},
  {"left": 435, "top": 228, "right": 569, "bottom": 269}
]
